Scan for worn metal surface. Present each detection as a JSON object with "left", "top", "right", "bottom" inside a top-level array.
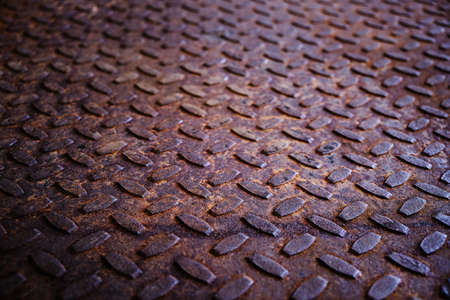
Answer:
[{"left": 0, "top": 0, "right": 449, "bottom": 299}]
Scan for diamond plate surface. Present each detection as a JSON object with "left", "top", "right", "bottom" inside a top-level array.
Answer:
[{"left": 0, "top": 0, "right": 449, "bottom": 299}]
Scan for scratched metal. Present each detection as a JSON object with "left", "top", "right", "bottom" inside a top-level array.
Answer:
[{"left": 0, "top": 0, "right": 449, "bottom": 299}]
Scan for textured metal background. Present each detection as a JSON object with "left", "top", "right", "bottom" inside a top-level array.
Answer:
[{"left": 0, "top": 0, "right": 449, "bottom": 299}]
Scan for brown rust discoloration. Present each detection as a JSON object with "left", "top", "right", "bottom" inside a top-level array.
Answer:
[{"left": 0, "top": 0, "right": 449, "bottom": 299}]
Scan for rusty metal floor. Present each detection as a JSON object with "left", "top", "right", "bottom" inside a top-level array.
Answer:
[{"left": 0, "top": 0, "right": 449, "bottom": 299}]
